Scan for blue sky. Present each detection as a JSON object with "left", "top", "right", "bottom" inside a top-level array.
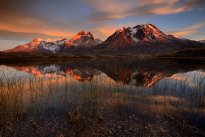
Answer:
[{"left": 0, "top": 0, "right": 205, "bottom": 50}]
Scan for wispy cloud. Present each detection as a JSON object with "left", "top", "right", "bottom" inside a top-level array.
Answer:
[
  {"left": 169, "top": 22, "right": 205, "bottom": 37},
  {"left": 0, "top": 30, "right": 68, "bottom": 41},
  {"left": 0, "top": 20, "right": 77, "bottom": 40},
  {"left": 87, "top": 0, "right": 205, "bottom": 21},
  {"left": 0, "top": 0, "right": 204, "bottom": 50}
]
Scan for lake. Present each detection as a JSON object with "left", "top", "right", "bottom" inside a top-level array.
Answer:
[{"left": 0, "top": 58, "right": 205, "bottom": 136}]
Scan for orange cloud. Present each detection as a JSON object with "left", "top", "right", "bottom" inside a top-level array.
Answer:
[
  {"left": 87, "top": 0, "right": 197, "bottom": 21},
  {"left": 0, "top": 23, "right": 74, "bottom": 39},
  {"left": 91, "top": 27, "right": 117, "bottom": 40},
  {"left": 170, "top": 22, "right": 205, "bottom": 37}
]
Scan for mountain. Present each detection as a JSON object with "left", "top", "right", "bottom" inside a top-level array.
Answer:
[
  {"left": 95, "top": 24, "right": 205, "bottom": 55},
  {"left": 5, "top": 38, "right": 66, "bottom": 53},
  {"left": 38, "top": 38, "right": 67, "bottom": 53},
  {"left": 4, "top": 23, "right": 205, "bottom": 56},
  {"left": 65, "top": 31, "right": 102, "bottom": 47},
  {"left": 5, "top": 31, "right": 102, "bottom": 53},
  {"left": 6, "top": 38, "right": 42, "bottom": 53},
  {"left": 102, "top": 24, "right": 177, "bottom": 47}
]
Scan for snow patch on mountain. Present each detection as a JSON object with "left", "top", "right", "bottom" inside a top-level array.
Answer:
[
  {"left": 41, "top": 44, "right": 60, "bottom": 53},
  {"left": 130, "top": 28, "right": 140, "bottom": 42},
  {"left": 5, "top": 30, "right": 102, "bottom": 53},
  {"left": 107, "top": 23, "right": 178, "bottom": 45},
  {"left": 40, "top": 39, "right": 66, "bottom": 53}
]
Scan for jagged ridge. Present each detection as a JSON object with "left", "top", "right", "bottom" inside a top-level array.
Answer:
[
  {"left": 102, "top": 24, "right": 179, "bottom": 47},
  {"left": 5, "top": 23, "right": 205, "bottom": 55},
  {"left": 5, "top": 31, "right": 102, "bottom": 53}
]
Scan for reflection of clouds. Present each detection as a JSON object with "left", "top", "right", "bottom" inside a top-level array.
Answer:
[
  {"left": 1, "top": 65, "right": 205, "bottom": 116},
  {"left": 170, "top": 22, "right": 205, "bottom": 37},
  {"left": 168, "top": 70, "right": 205, "bottom": 89},
  {"left": 2, "top": 65, "right": 205, "bottom": 92},
  {"left": 0, "top": 65, "right": 29, "bottom": 78}
]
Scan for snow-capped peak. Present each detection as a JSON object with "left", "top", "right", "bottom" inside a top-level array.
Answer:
[
  {"left": 109, "top": 23, "right": 177, "bottom": 44},
  {"left": 5, "top": 31, "right": 102, "bottom": 53},
  {"left": 5, "top": 38, "right": 43, "bottom": 53},
  {"left": 101, "top": 23, "right": 184, "bottom": 49},
  {"left": 131, "top": 24, "right": 169, "bottom": 41}
]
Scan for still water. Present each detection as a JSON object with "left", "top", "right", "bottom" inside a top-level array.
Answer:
[{"left": 0, "top": 59, "right": 205, "bottom": 136}]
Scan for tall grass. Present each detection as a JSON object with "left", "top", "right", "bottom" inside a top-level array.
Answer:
[{"left": 0, "top": 67, "right": 205, "bottom": 133}]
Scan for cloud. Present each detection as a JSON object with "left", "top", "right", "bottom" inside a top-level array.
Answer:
[
  {"left": 0, "top": 30, "right": 66, "bottom": 41},
  {"left": 89, "top": 22, "right": 138, "bottom": 40},
  {"left": 0, "top": 0, "right": 89, "bottom": 39},
  {"left": 0, "top": 0, "right": 204, "bottom": 48},
  {"left": 0, "top": 0, "right": 204, "bottom": 33},
  {"left": 169, "top": 22, "right": 205, "bottom": 37},
  {"left": 91, "top": 27, "right": 117, "bottom": 40},
  {"left": 86, "top": 0, "right": 205, "bottom": 21}
]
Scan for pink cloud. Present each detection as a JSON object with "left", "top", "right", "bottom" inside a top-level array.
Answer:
[{"left": 169, "top": 22, "right": 205, "bottom": 37}]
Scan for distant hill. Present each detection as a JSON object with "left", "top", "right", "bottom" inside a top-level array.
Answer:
[{"left": 199, "top": 40, "right": 205, "bottom": 43}]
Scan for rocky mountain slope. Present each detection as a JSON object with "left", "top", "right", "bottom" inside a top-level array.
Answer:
[
  {"left": 95, "top": 24, "right": 204, "bottom": 55},
  {"left": 5, "top": 31, "right": 102, "bottom": 53},
  {"left": 4, "top": 24, "right": 205, "bottom": 56}
]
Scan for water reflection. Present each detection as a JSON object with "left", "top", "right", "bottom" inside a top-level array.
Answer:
[
  {"left": 4, "top": 59, "right": 205, "bottom": 87},
  {"left": 0, "top": 59, "right": 205, "bottom": 136}
]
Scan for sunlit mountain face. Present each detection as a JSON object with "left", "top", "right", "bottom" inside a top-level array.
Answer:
[
  {"left": 1, "top": 1, "right": 205, "bottom": 136},
  {"left": 5, "top": 31, "right": 102, "bottom": 53},
  {"left": 3, "top": 23, "right": 205, "bottom": 57},
  {"left": 4, "top": 59, "right": 205, "bottom": 88},
  {"left": 1, "top": 0, "right": 205, "bottom": 51}
]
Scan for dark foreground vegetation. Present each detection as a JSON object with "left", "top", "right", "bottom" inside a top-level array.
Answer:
[{"left": 0, "top": 58, "right": 205, "bottom": 137}]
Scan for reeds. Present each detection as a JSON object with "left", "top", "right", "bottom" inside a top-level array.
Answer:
[{"left": 0, "top": 67, "right": 205, "bottom": 134}]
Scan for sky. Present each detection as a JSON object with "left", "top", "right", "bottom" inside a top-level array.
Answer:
[{"left": 0, "top": 0, "right": 205, "bottom": 50}]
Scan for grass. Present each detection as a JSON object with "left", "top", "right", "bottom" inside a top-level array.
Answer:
[{"left": 0, "top": 66, "right": 205, "bottom": 136}]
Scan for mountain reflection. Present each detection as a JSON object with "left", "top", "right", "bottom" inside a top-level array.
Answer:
[{"left": 5, "top": 59, "right": 205, "bottom": 87}]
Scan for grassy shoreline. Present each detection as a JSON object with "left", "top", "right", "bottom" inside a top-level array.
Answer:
[
  {"left": 1, "top": 55, "right": 205, "bottom": 137},
  {"left": 0, "top": 70, "right": 205, "bottom": 137}
]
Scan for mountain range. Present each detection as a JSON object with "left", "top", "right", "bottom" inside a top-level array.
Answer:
[
  {"left": 4, "top": 23, "right": 205, "bottom": 57},
  {"left": 5, "top": 31, "right": 102, "bottom": 53}
]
